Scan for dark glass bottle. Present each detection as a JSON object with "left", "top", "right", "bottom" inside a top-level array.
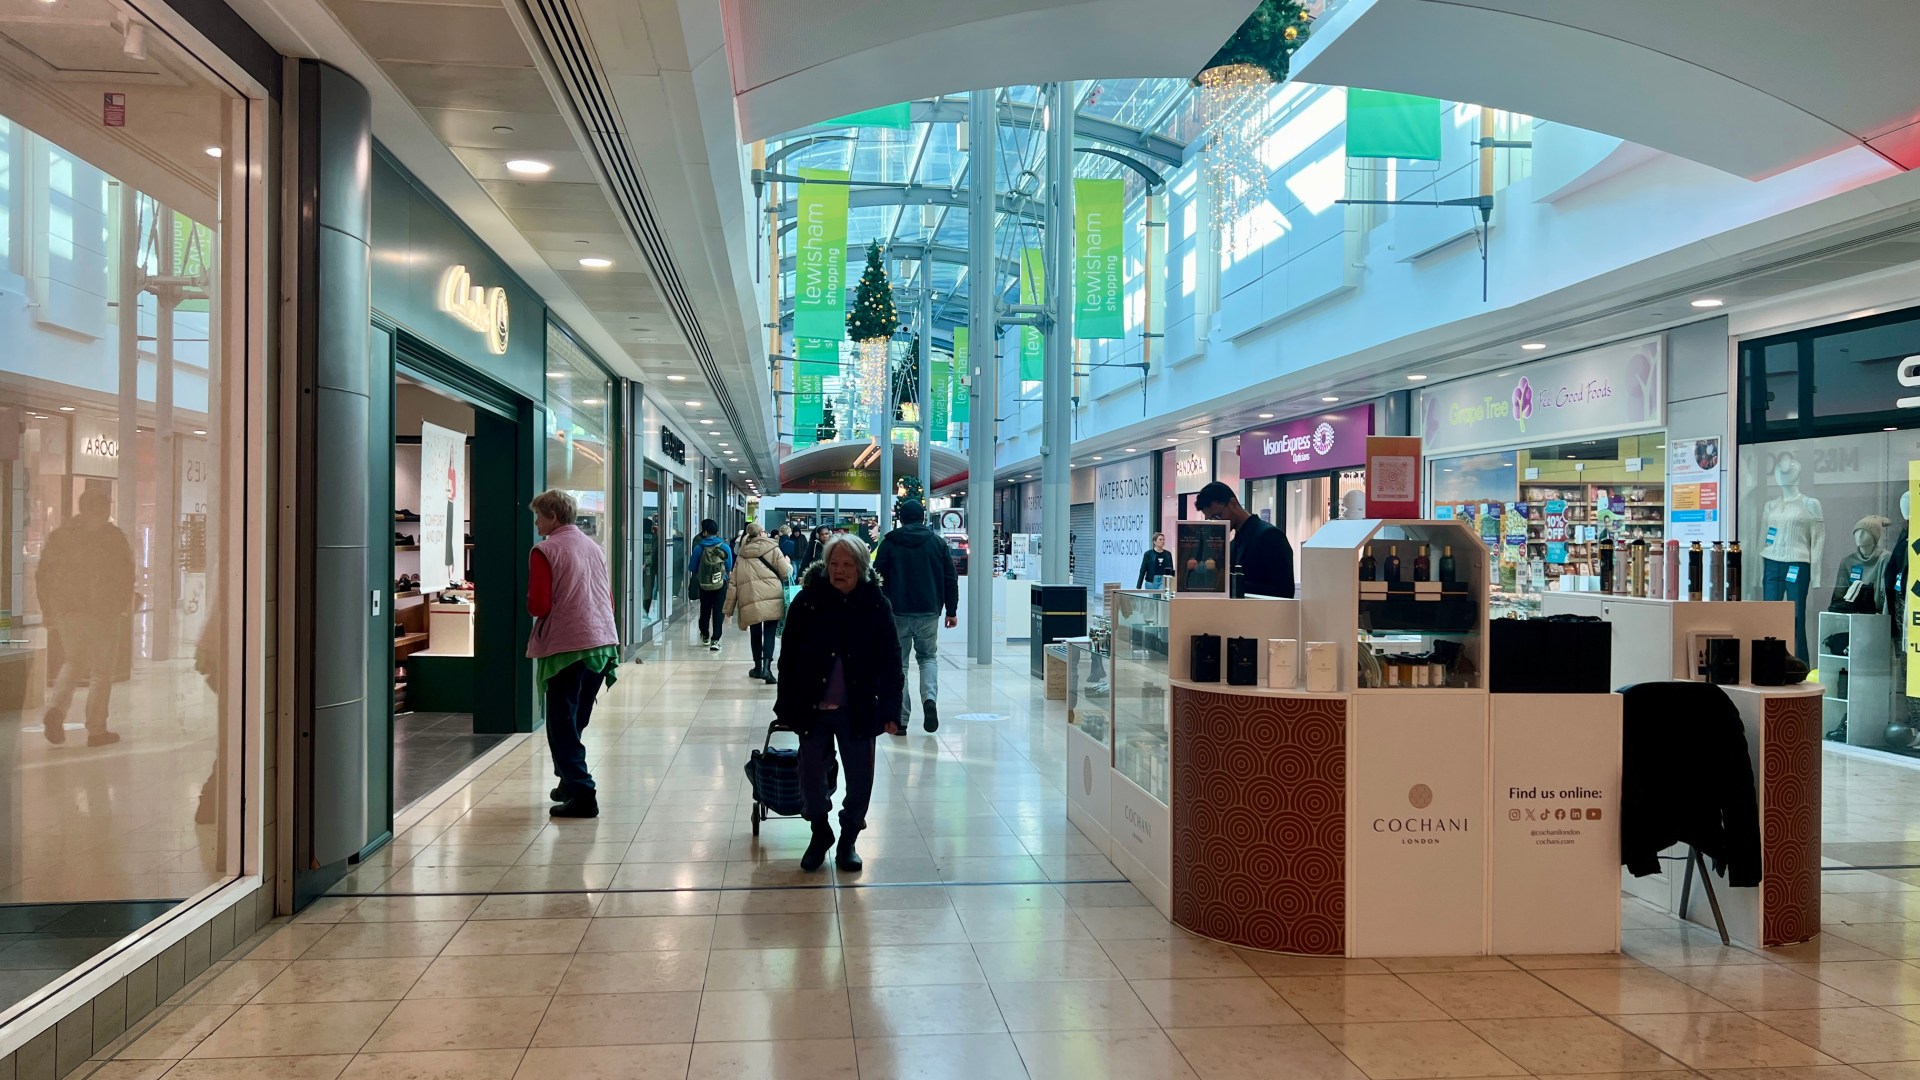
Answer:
[
  {"left": 1384, "top": 545, "right": 1401, "bottom": 583},
  {"left": 1598, "top": 543, "right": 1614, "bottom": 594},
  {"left": 1439, "top": 545, "right": 1456, "bottom": 585},
  {"left": 1359, "top": 548, "right": 1377, "bottom": 581},
  {"left": 1413, "top": 544, "right": 1431, "bottom": 582},
  {"left": 1687, "top": 541, "right": 1704, "bottom": 601},
  {"left": 1727, "top": 541, "right": 1743, "bottom": 598}
]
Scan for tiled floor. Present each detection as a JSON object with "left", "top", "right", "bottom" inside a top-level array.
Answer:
[
  {"left": 391, "top": 712, "right": 505, "bottom": 813},
  {"left": 72, "top": 616, "right": 1920, "bottom": 1078}
]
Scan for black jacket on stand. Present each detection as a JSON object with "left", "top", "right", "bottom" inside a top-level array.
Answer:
[{"left": 1618, "top": 681, "right": 1763, "bottom": 888}]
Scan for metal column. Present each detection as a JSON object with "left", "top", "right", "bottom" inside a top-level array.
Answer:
[
  {"left": 1040, "top": 81, "right": 1075, "bottom": 583},
  {"left": 917, "top": 285, "right": 933, "bottom": 500},
  {"left": 966, "top": 89, "right": 997, "bottom": 663}
]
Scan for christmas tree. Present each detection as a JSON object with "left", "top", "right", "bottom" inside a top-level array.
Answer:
[{"left": 846, "top": 241, "right": 899, "bottom": 343}]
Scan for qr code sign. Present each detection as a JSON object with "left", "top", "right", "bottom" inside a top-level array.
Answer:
[{"left": 1372, "top": 455, "right": 1416, "bottom": 501}]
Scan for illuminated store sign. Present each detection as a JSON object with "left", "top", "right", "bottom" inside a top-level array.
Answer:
[{"left": 438, "top": 265, "right": 510, "bottom": 355}]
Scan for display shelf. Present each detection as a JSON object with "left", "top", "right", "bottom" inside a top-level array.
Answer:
[
  {"left": 1302, "top": 520, "right": 1491, "bottom": 692},
  {"left": 1110, "top": 591, "right": 1170, "bottom": 803},
  {"left": 1818, "top": 609, "right": 1891, "bottom": 747},
  {"left": 1066, "top": 640, "right": 1111, "bottom": 745}
]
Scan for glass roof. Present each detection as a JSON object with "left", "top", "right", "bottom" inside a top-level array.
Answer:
[{"left": 768, "top": 81, "right": 1196, "bottom": 341}]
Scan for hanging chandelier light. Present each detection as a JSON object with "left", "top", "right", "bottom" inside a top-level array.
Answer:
[
  {"left": 854, "top": 338, "right": 890, "bottom": 416},
  {"left": 1193, "top": 0, "right": 1313, "bottom": 249}
]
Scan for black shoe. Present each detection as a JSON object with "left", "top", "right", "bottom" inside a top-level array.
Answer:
[
  {"left": 836, "top": 834, "right": 863, "bottom": 873},
  {"left": 42, "top": 707, "right": 66, "bottom": 745},
  {"left": 923, "top": 699, "right": 939, "bottom": 733},
  {"left": 87, "top": 731, "right": 121, "bottom": 747},
  {"left": 761, "top": 668, "right": 779, "bottom": 685},
  {"left": 550, "top": 785, "right": 566, "bottom": 802},
  {"left": 550, "top": 793, "right": 598, "bottom": 818},
  {"left": 800, "top": 819, "right": 835, "bottom": 872},
  {"left": 746, "top": 664, "right": 765, "bottom": 680}
]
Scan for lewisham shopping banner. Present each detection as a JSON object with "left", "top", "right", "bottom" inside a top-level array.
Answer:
[
  {"left": 1075, "top": 178, "right": 1125, "bottom": 339},
  {"left": 1417, "top": 336, "right": 1665, "bottom": 456},
  {"left": 930, "top": 352, "right": 951, "bottom": 440},
  {"left": 952, "top": 327, "right": 970, "bottom": 424},
  {"left": 1020, "top": 247, "right": 1045, "bottom": 381},
  {"left": 792, "top": 169, "right": 850, "bottom": 341}
]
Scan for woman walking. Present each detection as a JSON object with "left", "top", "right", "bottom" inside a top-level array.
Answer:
[
  {"left": 526, "top": 489, "right": 620, "bottom": 819},
  {"left": 1136, "top": 531, "right": 1175, "bottom": 588},
  {"left": 775, "top": 534, "right": 903, "bottom": 872},
  {"left": 725, "top": 523, "right": 791, "bottom": 683}
]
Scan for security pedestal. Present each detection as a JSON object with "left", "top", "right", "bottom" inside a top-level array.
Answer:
[{"left": 1030, "top": 583, "right": 1087, "bottom": 678}]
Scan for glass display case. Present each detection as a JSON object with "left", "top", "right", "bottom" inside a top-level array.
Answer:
[
  {"left": 1067, "top": 640, "right": 1111, "bottom": 746},
  {"left": 1111, "top": 590, "right": 1171, "bottom": 801}
]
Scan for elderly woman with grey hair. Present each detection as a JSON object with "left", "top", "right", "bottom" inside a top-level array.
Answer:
[
  {"left": 774, "top": 533, "right": 905, "bottom": 872},
  {"left": 526, "top": 488, "right": 619, "bottom": 818}
]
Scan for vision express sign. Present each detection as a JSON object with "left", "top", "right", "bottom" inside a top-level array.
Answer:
[{"left": 1240, "top": 404, "right": 1373, "bottom": 479}]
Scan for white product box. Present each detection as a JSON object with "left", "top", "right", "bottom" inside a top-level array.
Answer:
[{"left": 1268, "top": 638, "right": 1298, "bottom": 689}]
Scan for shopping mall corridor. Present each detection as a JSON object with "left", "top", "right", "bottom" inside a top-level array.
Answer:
[{"left": 69, "top": 624, "right": 1920, "bottom": 1080}]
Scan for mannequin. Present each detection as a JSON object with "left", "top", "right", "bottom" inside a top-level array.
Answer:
[
  {"left": 1829, "top": 516, "right": 1890, "bottom": 614},
  {"left": 1888, "top": 491, "right": 1919, "bottom": 748},
  {"left": 1761, "top": 452, "right": 1824, "bottom": 660}
]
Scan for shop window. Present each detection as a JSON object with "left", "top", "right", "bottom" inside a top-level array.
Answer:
[{"left": 544, "top": 323, "right": 614, "bottom": 556}]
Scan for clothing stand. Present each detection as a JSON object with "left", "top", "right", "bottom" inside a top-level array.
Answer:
[{"left": 1676, "top": 845, "right": 1732, "bottom": 946}]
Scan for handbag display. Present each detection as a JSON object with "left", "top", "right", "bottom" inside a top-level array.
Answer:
[
  {"left": 1227, "top": 637, "right": 1259, "bottom": 685},
  {"left": 1189, "top": 634, "right": 1221, "bottom": 683}
]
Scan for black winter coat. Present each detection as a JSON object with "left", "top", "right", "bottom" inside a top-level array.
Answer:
[
  {"left": 775, "top": 564, "right": 906, "bottom": 737},
  {"left": 1619, "top": 681, "right": 1763, "bottom": 888}
]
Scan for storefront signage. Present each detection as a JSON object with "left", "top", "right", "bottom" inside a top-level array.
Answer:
[
  {"left": 70, "top": 414, "right": 120, "bottom": 479},
  {"left": 1074, "top": 178, "right": 1125, "bottom": 339},
  {"left": 1172, "top": 447, "right": 1212, "bottom": 494},
  {"left": 1240, "top": 405, "right": 1373, "bottom": 479},
  {"left": 437, "top": 265, "right": 510, "bottom": 355},
  {"left": 1667, "top": 436, "right": 1723, "bottom": 543},
  {"left": 793, "top": 168, "right": 851, "bottom": 341},
  {"left": 1417, "top": 337, "right": 1665, "bottom": 455},
  {"left": 418, "top": 421, "right": 466, "bottom": 593},
  {"left": 1897, "top": 355, "right": 1920, "bottom": 409},
  {"left": 1095, "top": 456, "right": 1154, "bottom": 592},
  {"left": 1364, "top": 436, "right": 1422, "bottom": 518},
  {"left": 660, "top": 425, "right": 686, "bottom": 466}
]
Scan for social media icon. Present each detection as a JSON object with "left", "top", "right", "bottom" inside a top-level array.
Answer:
[{"left": 1508, "top": 809, "right": 1521, "bottom": 822}]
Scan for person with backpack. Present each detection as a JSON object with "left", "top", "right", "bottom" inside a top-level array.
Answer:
[
  {"left": 873, "top": 499, "right": 958, "bottom": 733},
  {"left": 725, "top": 522, "right": 792, "bottom": 682},
  {"left": 687, "top": 518, "right": 733, "bottom": 650}
]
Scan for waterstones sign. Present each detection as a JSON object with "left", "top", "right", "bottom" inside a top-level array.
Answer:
[
  {"left": 1240, "top": 404, "right": 1373, "bottom": 480},
  {"left": 1418, "top": 337, "right": 1665, "bottom": 455}
]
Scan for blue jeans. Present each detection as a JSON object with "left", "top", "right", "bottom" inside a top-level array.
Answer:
[
  {"left": 1762, "top": 558, "right": 1812, "bottom": 662},
  {"left": 896, "top": 614, "right": 940, "bottom": 720},
  {"left": 544, "top": 660, "right": 605, "bottom": 795}
]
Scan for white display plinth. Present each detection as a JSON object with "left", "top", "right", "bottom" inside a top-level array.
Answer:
[
  {"left": 1489, "top": 694, "right": 1624, "bottom": 955},
  {"left": 1109, "top": 770, "right": 1170, "bottom": 918},
  {"left": 1064, "top": 723, "right": 1112, "bottom": 858},
  {"left": 425, "top": 602, "right": 475, "bottom": 656},
  {"left": 1348, "top": 691, "right": 1488, "bottom": 957}
]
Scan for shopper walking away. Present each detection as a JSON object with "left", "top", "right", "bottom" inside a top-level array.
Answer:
[
  {"left": 526, "top": 489, "right": 620, "bottom": 819},
  {"left": 687, "top": 518, "right": 733, "bottom": 650},
  {"left": 873, "top": 499, "right": 958, "bottom": 733},
  {"left": 1137, "top": 531, "right": 1175, "bottom": 589},
  {"left": 1194, "top": 481, "right": 1296, "bottom": 599},
  {"left": 38, "top": 486, "right": 134, "bottom": 746},
  {"left": 778, "top": 524, "right": 799, "bottom": 564},
  {"left": 776, "top": 534, "right": 904, "bottom": 872},
  {"left": 726, "top": 523, "right": 792, "bottom": 683}
]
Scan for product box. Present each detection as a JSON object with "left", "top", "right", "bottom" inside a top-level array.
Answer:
[
  {"left": 1304, "top": 641, "right": 1337, "bottom": 693},
  {"left": 1268, "top": 638, "right": 1298, "bottom": 689}
]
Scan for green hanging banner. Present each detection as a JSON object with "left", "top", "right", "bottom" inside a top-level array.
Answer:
[
  {"left": 1020, "top": 247, "right": 1045, "bottom": 381},
  {"left": 795, "top": 336, "right": 840, "bottom": 378},
  {"left": 794, "top": 374, "right": 825, "bottom": 449},
  {"left": 793, "top": 168, "right": 851, "bottom": 341},
  {"left": 826, "top": 103, "right": 911, "bottom": 130},
  {"left": 930, "top": 354, "right": 951, "bottom": 439},
  {"left": 1346, "top": 89, "right": 1443, "bottom": 161},
  {"left": 1074, "top": 178, "right": 1125, "bottom": 339},
  {"left": 952, "top": 327, "right": 971, "bottom": 424}
]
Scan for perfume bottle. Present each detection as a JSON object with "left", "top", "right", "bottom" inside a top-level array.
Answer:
[
  {"left": 1710, "top": 541, "right": 1726, "bottom": 602},
  {"left": 1413, "top": 544, "right": 1431, "bottom": 582},
  {"left": 1359, "top": 547, "right": 1377, "bottom": 581},
  {"left": 1439, "top": 545, "right": 1456, "bottom": 586},
  {"left": 1384, "top": 545, "right": 1402, "bottom": 583},
  {"left": 1688, "top": 541, "right": 1704, "bottom": 602},
  {"left": 1727, "top": 541, "right": 1743, "bottom": 599}
]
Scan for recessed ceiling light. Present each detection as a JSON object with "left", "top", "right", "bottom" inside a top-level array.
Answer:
[
  {"left": 1690, "top": 297, "right": 1725, "bottom": 308},
  {"left": 578, "top": 257, "right": 613, "bottom": 269},
  {"left": 204, "top": 146, "right": 222, "bottom": 159},
  {"left": 193, "top": 429, "right": 207, "bottom": 435},
  {"left": 1166, "top": 438, "right": 1179, "bottom": 443},
  {"left": 1091, "top": 455, "right": 1103, "bottom": 461},
  {"left": 1406, "top": 374, "right": 1428, "bottom": 381},
  {"left": 685, "top": 401, "right": 702, "bottom": 408},
  {"left": 666, "top": 374, "right": 686, "bottom": 382},
  {"left": 581, "top": 397, "right": 602, "bottom": 406},
  {"left": 1257, "top": 413, "right": 1274, "bottom": 420},
  {"left": 1520, "top": 342, "right": 1548, "bottom": 351},
  {"left": 1023, "top": 474, "right": 1033, "bottom": 479},
  {"left": 1321, "top": 395, "right": 1340, "bottom": 402},
  {"left": 718, "top": 442, "right": 729, "bottom": 447},
  {"left": 546, "top": 372, "right": 564, "bottom": 379},
  {"left": 700, "top": 419, "right": 714, "bottom": 424},
  {"left": 505, "top": 159, "right": 553, "bottom": 176},
  {"left": 1198, "top": 429, "right": 1211, "bottom": 435},
  {"left": 58, "top": 406, "right": 75, "bottom": 412},
  {"left": 492, "top": 124, "right": 515, "bottom": 133},
  {"left": 1123, "top": 447, "right": 1137, "bottom": 453}
]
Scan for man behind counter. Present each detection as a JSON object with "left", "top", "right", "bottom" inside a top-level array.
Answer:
[{"left": 1194, "top": 481, "right": 1296, "bottom": 599}]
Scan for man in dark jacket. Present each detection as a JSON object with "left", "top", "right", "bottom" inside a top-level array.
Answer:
[
  {"left": 873, "top": 500, "right": 958, "bottom": 732},
  {"left": 1194, "top": 481, "right": 1295, "bottom": 599},
  {"left": 38, "top": 486, "right": 134, "bottom": 745}
]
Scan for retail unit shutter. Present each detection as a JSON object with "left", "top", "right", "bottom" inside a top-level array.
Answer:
[{"left": 1070, "top": 502, "right": 1095, "bottom": 595}]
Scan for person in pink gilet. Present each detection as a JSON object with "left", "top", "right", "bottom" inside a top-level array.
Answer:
[{"left": 527, "top": 489, "right": 620, "bottom": 818}]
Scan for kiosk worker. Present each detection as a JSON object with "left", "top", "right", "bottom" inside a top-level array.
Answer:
[{"left": 1194, "top": 481, "right": 1296, "bottom": 599}]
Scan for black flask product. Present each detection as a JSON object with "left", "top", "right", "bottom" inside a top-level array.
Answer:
[
  {"left": 1227, "top": 637, "right": 1259, "bottom": 685},
  {"left": 1727, "top": 541, "right": 1743, "bottom": 598},
  {"left": 1598, "top": 544, "right": 1614, "bottom": 593},
  {"left": 1687, "top": 541, "right": 1704, "bottom": 601},
  {"left": 1190, "top": 634, "right": 1222, "bottom": 682},
  {"left": 1751, "top": 636, "right": 1788, "bottom": 686}
]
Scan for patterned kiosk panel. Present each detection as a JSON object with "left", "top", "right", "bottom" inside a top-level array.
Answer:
[
  {"left": 1761, "top": 691, "right": 1822, "bottom": 946},
  {"left": 1171, "top": 687, "right": 1346, "bottom": 955}
]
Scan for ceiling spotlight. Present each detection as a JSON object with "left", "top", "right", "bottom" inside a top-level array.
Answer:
[
  {"left": 684, "top": 401, "right": 702, "bottom": 408},
  {"left": 1166, "top": 438, "right": 1180, "bottom": 443},
  {"left": 1520, "top": 342, "right": 1548, "bottom": 351},
  {"left": 546, "top": 371, "right": 564, "bottom": 379},
  {"left": 581, "top": 397, "right": 602, "bottom": 406},
  {"left": 205, "top": 147, "right": 222, "bottom": 159},
  {"left": 58, "top": 406, "right": 75, "bottom": 412},
  {"left": 1406, "top": 374, "right": 1428, "bottom": 381},
  {"left": 1123, "top": 447, "right": 1137, "bottom": 453},
  {"left": 666, "top": 374, "right": 686, "bottom": 382},
  {"left": 192, "top": 429, "right": 207, "bottom": 435},
  {"left": 1690, "top": 297, "right": 1725, "bottom": 308},
  {"left": 122, "top": 20, "right": 146, "bottom": 60},
  {"left": 1091, "top": 455, "right": 1103, "bottom": 461},
  {"left": 1257, "top": 413, "right": 1274, "bottom": 420},
  {"left": 578, "top": 257, "right": 613, "bottom": 269},
  {"left": 1321, "top": 396, "right": 1340, "bottom": 403},
  {"left": 1023, "top": 474, "right": 1033, "bottom": 479},
  {"left": 505, "top": 159, "right": 553, "bottom": 176},
  {"left": 1198, "top": 429, "right": 1211, "bottom": 435},
  {"left": 718, "top": 442, "right": 729, "bottom": 447},
  {"left": 699, "top": 419, "right": 714, "bottom": 425}
]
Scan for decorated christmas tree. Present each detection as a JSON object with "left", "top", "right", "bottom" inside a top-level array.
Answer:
[{"left": 846, "top": 241, "right": 900, "bottom": 343}]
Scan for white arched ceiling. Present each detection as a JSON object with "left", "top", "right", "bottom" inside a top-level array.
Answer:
[
  {"left": 1290, "top": 0, "right": 1920, "bottom": 180},
  {"left": 723, "top": 0, "right": 1260, "bottom": 140}
]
